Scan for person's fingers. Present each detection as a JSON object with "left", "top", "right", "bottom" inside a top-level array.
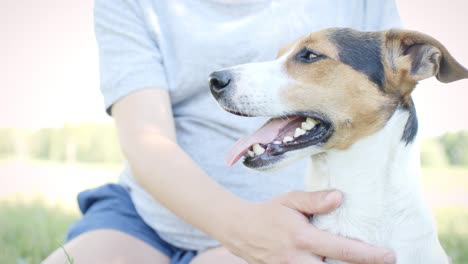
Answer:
[
  {"left": 277, "top": 190, "right": 343, "bottom": 215},
  {"left": 304, "top": 228, "right": 396, "bottom": 264}
]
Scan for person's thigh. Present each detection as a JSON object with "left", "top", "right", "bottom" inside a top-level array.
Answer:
[
  {"left": 190, "top": 247, "right": 246, "bottom": 264},
  {"left": 43, "top": 229, "right": 170, "bottom": 264}
]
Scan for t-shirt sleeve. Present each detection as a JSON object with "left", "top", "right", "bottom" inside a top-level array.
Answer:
[
  {"left": 94, "top": 0, "right": 168, "bottom": 115},
  {"left": 363, "top": 0, "right": 403, "bottom": 31}
]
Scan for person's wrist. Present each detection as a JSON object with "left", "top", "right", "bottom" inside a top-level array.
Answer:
[{"left": 209, "top": 196, "right": 253, "bottom": 249}]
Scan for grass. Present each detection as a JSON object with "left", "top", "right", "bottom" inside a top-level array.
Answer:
[
  {"left": 60, "top": 245, "right": 74, "bottom": 264},
  {"left": 1, "top": 203, "right": 467, "bottom": 263},
  {"left": 436, "top": 208, "right": 468, "bottom": 263},
  {"left": 0, "top": 201, "right": 78, "bottom": 264},
  {"left": 0, "top": 166, "right": 467, "bottom": 263}
]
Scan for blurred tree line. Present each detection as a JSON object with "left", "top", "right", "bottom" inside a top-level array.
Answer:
[
  {"left": 0, "top": 124, "right": 467, "bottom": 167},
  {"left": 420, "top": 131, "right": 468, "bottom": 168},
  {"left": 0, "top": 124, "right": 123, "bottom": 164}
]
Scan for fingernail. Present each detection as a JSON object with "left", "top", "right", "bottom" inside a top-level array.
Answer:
[
  {"left": 383, "top": 252, "right": 396, "bottom": 264},
  {"left": 325, "top": 191, "right": 342, "bottom": 203}
]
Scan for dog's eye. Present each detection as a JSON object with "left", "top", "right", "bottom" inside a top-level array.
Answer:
[{"left": 296, "top": 49, "right": 323, "bottom": 63}]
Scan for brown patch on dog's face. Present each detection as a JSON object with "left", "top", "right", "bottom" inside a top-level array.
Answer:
[{"left": 280, "top": 29, "right": 398, "bottom": 150}]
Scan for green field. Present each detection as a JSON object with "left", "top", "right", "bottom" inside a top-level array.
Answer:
[
  {"left": 437, "top": 208, "right": 468, "bottom": 263},
  {"left": 1, "top": 203, "right": 466, "bottom": 264},
  {"left": 0, "top": 201, "right": 77, "bottom": 264},
  {"left": 0, "top": 166, "right": 467, "bottom": 263}
]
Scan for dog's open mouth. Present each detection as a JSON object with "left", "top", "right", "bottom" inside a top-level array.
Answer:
[{"left": 226, "top": 113, "right": 333, "bottom": 168}]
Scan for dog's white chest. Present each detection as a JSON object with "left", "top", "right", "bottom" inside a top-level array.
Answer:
[{"left": 305, "top": 112, "right": 449, "bottom": 264}]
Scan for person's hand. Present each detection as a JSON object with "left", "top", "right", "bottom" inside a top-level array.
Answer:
[{"left": 221, "top": 190, "right": 396, "bottom": 264}]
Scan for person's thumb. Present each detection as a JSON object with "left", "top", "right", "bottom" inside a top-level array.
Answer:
[{"left": 277, "top": 190, "right": 342, "bottom": 215}]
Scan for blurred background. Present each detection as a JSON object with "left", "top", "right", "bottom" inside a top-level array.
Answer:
[{"left": 1, "top": 0, "right": 467, "bottom": 263}]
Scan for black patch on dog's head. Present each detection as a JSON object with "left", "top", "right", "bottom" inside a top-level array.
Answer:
[
  {"left": 401, "top": 97, "right": 418, "bottom": 145},
  {"left": 330, "top": 28, "right": 385, "bottom": 90}
]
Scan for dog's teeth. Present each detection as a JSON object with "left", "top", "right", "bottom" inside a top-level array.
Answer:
[
  {"left": 301, "top": 122, "right": 314, "bottom": 131},
  {"left": 252, "top": 144, "right": 265, "bottom": 155},
  {"left": 273, "top": 141, "right": 282, "bottom": 145},
  {"left": 294, "top": 128, "right": 306, "bottom": 138},
  {"left": 247, "top": 150, "right": 255, "bottom": 158},
  {"left": 306, "top": 117, "right": 318, "bottom": 126},
  {"left": 283, "top": 136, "right": 293, "bottom": 143}
]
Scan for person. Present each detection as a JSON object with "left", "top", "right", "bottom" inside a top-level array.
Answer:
[{"left": 44, "top": 1, "right": 402, "bottom": 263}]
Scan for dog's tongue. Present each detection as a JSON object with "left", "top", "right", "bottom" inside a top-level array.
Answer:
[{"left": 226, "top": 118, "right": 294, "bottom": 167}]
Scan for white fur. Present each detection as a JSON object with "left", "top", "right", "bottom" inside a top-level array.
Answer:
[
  {"left": 306, "top": 110, "right": 448, "bottom": 264},
  {"left": 216, "top": 48, "right": 294, "bottom": 117}
]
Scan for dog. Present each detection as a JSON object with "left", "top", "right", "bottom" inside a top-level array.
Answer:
[{"left": 208, "top": 28, "right": 468, "bottom": 263}]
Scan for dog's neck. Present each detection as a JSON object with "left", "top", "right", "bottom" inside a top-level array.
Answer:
[
  {"left": 307, "top": 110, "right": 422, "bottom": 210},
  {"left": 306, "top": 110, "right": 448, "bottom": 263}
]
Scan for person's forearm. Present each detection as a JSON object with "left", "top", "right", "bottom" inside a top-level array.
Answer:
[{"left": 122, "top": 133, "right": 247, "bottom": 241}]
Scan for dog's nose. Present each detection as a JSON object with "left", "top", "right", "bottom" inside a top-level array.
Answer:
[{"left": 209, "top": 71, "right": 232, "bottom": 96}]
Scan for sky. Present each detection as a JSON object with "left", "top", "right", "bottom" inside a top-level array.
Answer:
[{"left": 1, "top": 0, "right": 468, "bottom": 137}]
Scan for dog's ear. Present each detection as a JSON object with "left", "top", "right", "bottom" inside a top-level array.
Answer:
[{"left": 385, "top": 30, "right": 468, "bottom": 85}]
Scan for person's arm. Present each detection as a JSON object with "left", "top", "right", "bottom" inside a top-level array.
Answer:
[
  {"left": 113, "top": 88, "right": 246, "bottom": 236},
  {"left": 112, "top": 88, "right": 395, "bottom": 264}
]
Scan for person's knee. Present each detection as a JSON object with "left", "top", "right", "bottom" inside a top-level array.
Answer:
[
  {"left": 190, "top": 247, "right": 246, "bottom": 264},
  {"left": 43, "top": 229, "right": 170, "bottom": 264}
]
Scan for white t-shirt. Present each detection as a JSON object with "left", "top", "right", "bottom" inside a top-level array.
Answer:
[{"left": 94, "top": 0, "right": 402, "bottom": 251}]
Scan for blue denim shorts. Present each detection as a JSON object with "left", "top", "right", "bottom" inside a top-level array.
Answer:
[{"left": 67, "top": 184, "right": 197, "bottom": 264}]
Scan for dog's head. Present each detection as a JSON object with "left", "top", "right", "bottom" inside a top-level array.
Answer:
[{"left": 209, "top": 28, "right": 468, "bottom": 171}]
